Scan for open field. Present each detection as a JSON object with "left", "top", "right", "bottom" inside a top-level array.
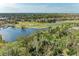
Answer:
[
  {"left": 15, "top": 20, "right": 79, "bottom": 28},
  {"left": 15, "top": 22, "right": 58, "bottom": 28}
]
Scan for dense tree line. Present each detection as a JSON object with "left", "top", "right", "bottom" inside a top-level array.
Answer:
[{"left": 1, "top": 13, "right": 79, "bottom": 23}]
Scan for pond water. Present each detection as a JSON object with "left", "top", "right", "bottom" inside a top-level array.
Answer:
[{"left": 0, "top": 27, "right": 38, "bottom": 42}]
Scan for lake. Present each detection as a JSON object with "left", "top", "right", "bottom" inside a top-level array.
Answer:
[{"left": 0, "top": 27, "right": 38, "bottom": 42}]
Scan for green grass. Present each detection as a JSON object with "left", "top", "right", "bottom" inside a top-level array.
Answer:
[
  {"left": 15, "top": 22, "right": 66, "bottom": 28},
  {"left": 15, "top": 20, "right": 79, "bottom": 29}
]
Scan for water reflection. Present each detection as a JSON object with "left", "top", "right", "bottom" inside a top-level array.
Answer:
[{"left": 0, "top": 27, "right": 38, "bottom": 42}]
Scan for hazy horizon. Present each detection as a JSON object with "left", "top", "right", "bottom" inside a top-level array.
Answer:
[{"left": 0, "top": 3, "right": 79, "bottom": 13}]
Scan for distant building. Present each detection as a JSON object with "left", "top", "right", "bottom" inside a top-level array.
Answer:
[{"left": 0, "top": 17, "right": 8, "bottom": 20}]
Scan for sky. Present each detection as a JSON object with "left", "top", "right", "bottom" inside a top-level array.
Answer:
[{"left": 0, "top": 3, "right": 79, "bottom": 13}]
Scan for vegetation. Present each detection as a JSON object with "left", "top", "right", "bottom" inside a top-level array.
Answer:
[
  {"left": 0, "top": 13, "right": 79, "bottom": 56},
  {"left": 0, "top": 22, "right": 79, "bottom": 56}
]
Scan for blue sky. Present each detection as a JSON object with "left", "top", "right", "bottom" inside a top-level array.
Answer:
[{"left": 0, "top": 3, "right": 79, "bottom": 13}]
